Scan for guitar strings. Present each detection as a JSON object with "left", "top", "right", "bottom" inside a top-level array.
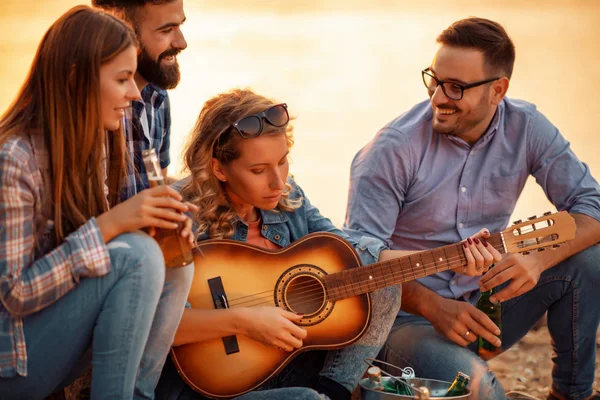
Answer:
[
  {"left": 226, "top": 242, "right": 506, "bottom": 307},
  {"left": 226, "top": 250, "right": 488, "bottom": 309},
  {"left": 287, "top": 226, "right": 550, "bottom": 302},
  {"left": 227, "top": 248, "right": 499, "bottom": 310},
  {"left": 222, "top": 225, "right": 553, "bottom": 309},
  {"left": 224, "top": 239, "right": 505, "bottom": 306},
  {"left": 224, "top": 242, "right": 507, "bottom": 308},
  {"left": 224, "top": 249, "right": 474, "bottom": 307}
]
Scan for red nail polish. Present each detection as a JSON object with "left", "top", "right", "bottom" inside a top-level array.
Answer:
[
  {"left": 467, "top": 238, "right": 473, "bottom": 245},
  {"left": 463, "top": 242, "right": 468, "bottom": 248},
  {"left": 482, "top": 238, "right": 488, "bottom": 247},
  {"left": 474, "top": 238, "right": 480, "bottom": 244}
]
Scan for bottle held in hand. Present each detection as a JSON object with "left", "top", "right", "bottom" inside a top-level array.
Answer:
[
  {"left": 476, "top": 286, "right": 503, "bottom": 359},
  {"left": 142, "top": 148, "right": 193, "bottom": 268}
]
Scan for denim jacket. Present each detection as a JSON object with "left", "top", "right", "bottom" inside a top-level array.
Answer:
[{"left": 174, "top": 177, "right": 387, "bottom": 266}]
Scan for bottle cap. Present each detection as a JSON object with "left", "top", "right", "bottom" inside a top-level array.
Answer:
[
  {"left": 457, "top": 371, "right": 470, "bottom": 380},
  {"left": 367, "top": 366, "right": 382, "bottom": 379}
]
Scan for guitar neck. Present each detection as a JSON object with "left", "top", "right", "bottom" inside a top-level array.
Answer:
[{"left": 324, "top": 233, "right": 505, "bottom": 302}]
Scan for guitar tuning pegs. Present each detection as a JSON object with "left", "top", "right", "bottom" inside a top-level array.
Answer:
[
  {"left": 552, "top": 244, "right": 561, "bottom": 249},
  {"left": 513, "top": 219, "right": 522, "bottom": 225},
  {"left": 543, "top": 211, "right": 552, "bottom": 216},
  {"left": 522, "top": 251, "right": 531, "bottom": 255},
  {"left": 538, "top": 247, "right": 546, "bottom": 252},
  {"left": 528, "top": 215, "right": 537, "bottom": 220}
]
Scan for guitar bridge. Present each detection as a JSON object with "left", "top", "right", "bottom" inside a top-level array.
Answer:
[{"left": 208, "top": 277, "right": 239, "bottom": 355}]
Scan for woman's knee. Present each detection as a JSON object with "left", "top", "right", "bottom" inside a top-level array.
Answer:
[
  {"left": 371, "top": 285, "right": 402, "bottom": 320},
  {"left": 366, "top": 286, "right": 402, "bottom": 347},
  {"left": 108, "top": 231, "right": 166, "bottom": 292},
  {"left": 164, "top": 261, "right": 194, "bottom": 295}
]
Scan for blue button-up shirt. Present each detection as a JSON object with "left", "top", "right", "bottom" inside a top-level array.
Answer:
[
  {"left": 122, "top": 83, "right": 171, "bottom": 200},
  {"left": 344, "top": 98, "right": 600, "bottom": 307}
]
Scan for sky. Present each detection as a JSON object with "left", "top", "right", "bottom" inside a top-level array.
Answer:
[{"left": 1, "top": 0, "right": 599, "bottom": 227}]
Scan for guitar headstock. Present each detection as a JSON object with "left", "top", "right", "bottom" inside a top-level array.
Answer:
[{"left": 502, "top": 211, "right": 576, "bottom": 255}]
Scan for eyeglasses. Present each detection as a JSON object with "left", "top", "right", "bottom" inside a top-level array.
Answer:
[
  {"left": 422, "top": 68, "right": 500, "bottom": 100},
  {"left": 231, "top": 103, "right": 289, "bottom": 138}
]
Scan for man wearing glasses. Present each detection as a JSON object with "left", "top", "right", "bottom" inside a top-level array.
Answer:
[{"left": 344, "top": 17, "right": 600, "bottom": 400}]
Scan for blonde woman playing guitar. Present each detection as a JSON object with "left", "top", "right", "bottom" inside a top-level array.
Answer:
[{"left": 154, "top": 89, "right": 502, "bottom": 400}]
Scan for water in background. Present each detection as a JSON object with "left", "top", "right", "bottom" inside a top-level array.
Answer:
[{"left": 1, "top": 0, "right": 599, "bottom": 227}]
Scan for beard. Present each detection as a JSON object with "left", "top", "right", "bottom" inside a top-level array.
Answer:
[
  {"left": 432, "top": 91, "right": 490, "bottom": 137},
  {"left": 137, "top": 46, "right": 181, "bottom": 90}
]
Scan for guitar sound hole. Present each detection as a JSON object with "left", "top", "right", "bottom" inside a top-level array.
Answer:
[{"left": 284, "top": 275, "right": 325, "bottom": 315}]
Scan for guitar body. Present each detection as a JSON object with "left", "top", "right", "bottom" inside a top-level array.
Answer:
[
  {"left": 169, "top": 211, "right": 577, "bottom": 399},
  {"left": 171, "top": 232, "right": 370, "bottom": 399}
]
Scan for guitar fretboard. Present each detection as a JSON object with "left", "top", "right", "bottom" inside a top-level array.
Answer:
[{"left": 323, "top": 234, "right": 505, "bottom": 301}]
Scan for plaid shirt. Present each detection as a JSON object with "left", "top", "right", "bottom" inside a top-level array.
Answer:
[
  {"left": 122, "top": 83, "right": 171, "bottom": 200},
  {"left": 0, "top": 133, "right": 111, "bottom": 377}
]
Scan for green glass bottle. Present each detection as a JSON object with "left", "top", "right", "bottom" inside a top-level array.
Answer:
[
  {"left": 476, "top": 287, "right": 502, "bottom": 359},
  {"left": 364, "top": 366, "right": 412, "bottom": 395},
  {"left": 445, "top": 372, "right": 470, "bottom": 397},
  {"left": 382, "top": 378, "right": 413, "bottom": 395}
]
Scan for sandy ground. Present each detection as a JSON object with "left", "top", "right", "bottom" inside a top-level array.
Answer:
[{"left": 488, "top": 327, "right": 600, "bottom": 399}]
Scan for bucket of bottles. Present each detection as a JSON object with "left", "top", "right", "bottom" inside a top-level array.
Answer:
[{"left": 359, "top": 359, "right": 471, "bottom": 399}]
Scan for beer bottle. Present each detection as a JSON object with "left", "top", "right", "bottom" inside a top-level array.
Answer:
[
  {"left": 142, "top": 148, "right": 193, "bottom": 268},
  {"left": 365, "top": 366, "right": 413, "bottom": 395},
  {"left": 476, "top": 286, "right": 502, "bottom": 359},
  {"left": 445, "top": 372, "right": 470, "bottom": 397},
  {"left": 383, "top": 378, "right": 413, "bottom": 396},
  {"left": 365, "top": 367, "right": 385, "bottom": 391}
]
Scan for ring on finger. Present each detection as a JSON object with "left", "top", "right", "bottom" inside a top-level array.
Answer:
[{"left": 464, "top": 330, "right": 471, "bottom": 337}]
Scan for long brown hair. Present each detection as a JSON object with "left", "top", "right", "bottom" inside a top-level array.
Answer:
[
  {"left": 0, "top": 6, "right": 137, "bottom": 243},
  {"left": 181, "top": 89, "right": 301, "bottom": 239}
]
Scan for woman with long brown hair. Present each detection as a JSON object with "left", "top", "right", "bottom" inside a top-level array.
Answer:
[
  {"left": 155, "top": 88, "right": 500, "bottom": 400},
  {"left": 0, "top": 6, "right": 195, "bottom": 399}
]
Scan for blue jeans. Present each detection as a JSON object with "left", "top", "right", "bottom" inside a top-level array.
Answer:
[
  {"left": 155, "top": 285, "right": 402, "bottom": 400},
  {"left": 0, "top": 231, "right": 194, "bottom": 400},
  {"left": 379, "top": 245, "right": 600, "bottom": 400}
]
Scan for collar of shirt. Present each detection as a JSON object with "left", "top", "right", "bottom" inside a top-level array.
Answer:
[
  {"left": 133, "top": 83, "right": 168, "bottom": 116},
  {"left": 443, "top": 101, "right": 505, "bottom": 150},
  {"left": 229, "top": 207, "right": 290, "bottom": 227}
]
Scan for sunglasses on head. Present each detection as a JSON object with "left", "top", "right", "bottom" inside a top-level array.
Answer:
[{"left": 231, "top": 103, "right": 289, "bottom": 138}]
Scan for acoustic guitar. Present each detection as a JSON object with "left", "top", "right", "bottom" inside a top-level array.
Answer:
[{"left": 171, "top": 211, "right": 576, "bottom": 399}]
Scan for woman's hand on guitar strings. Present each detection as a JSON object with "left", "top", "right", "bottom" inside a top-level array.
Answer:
[{"left": 237, "top": 306, "right": 307, "bottom": 352}]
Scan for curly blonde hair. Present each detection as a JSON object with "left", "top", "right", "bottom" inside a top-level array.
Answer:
[{"left": 181, "top": 88, "right": 301, "bottom": 239}]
